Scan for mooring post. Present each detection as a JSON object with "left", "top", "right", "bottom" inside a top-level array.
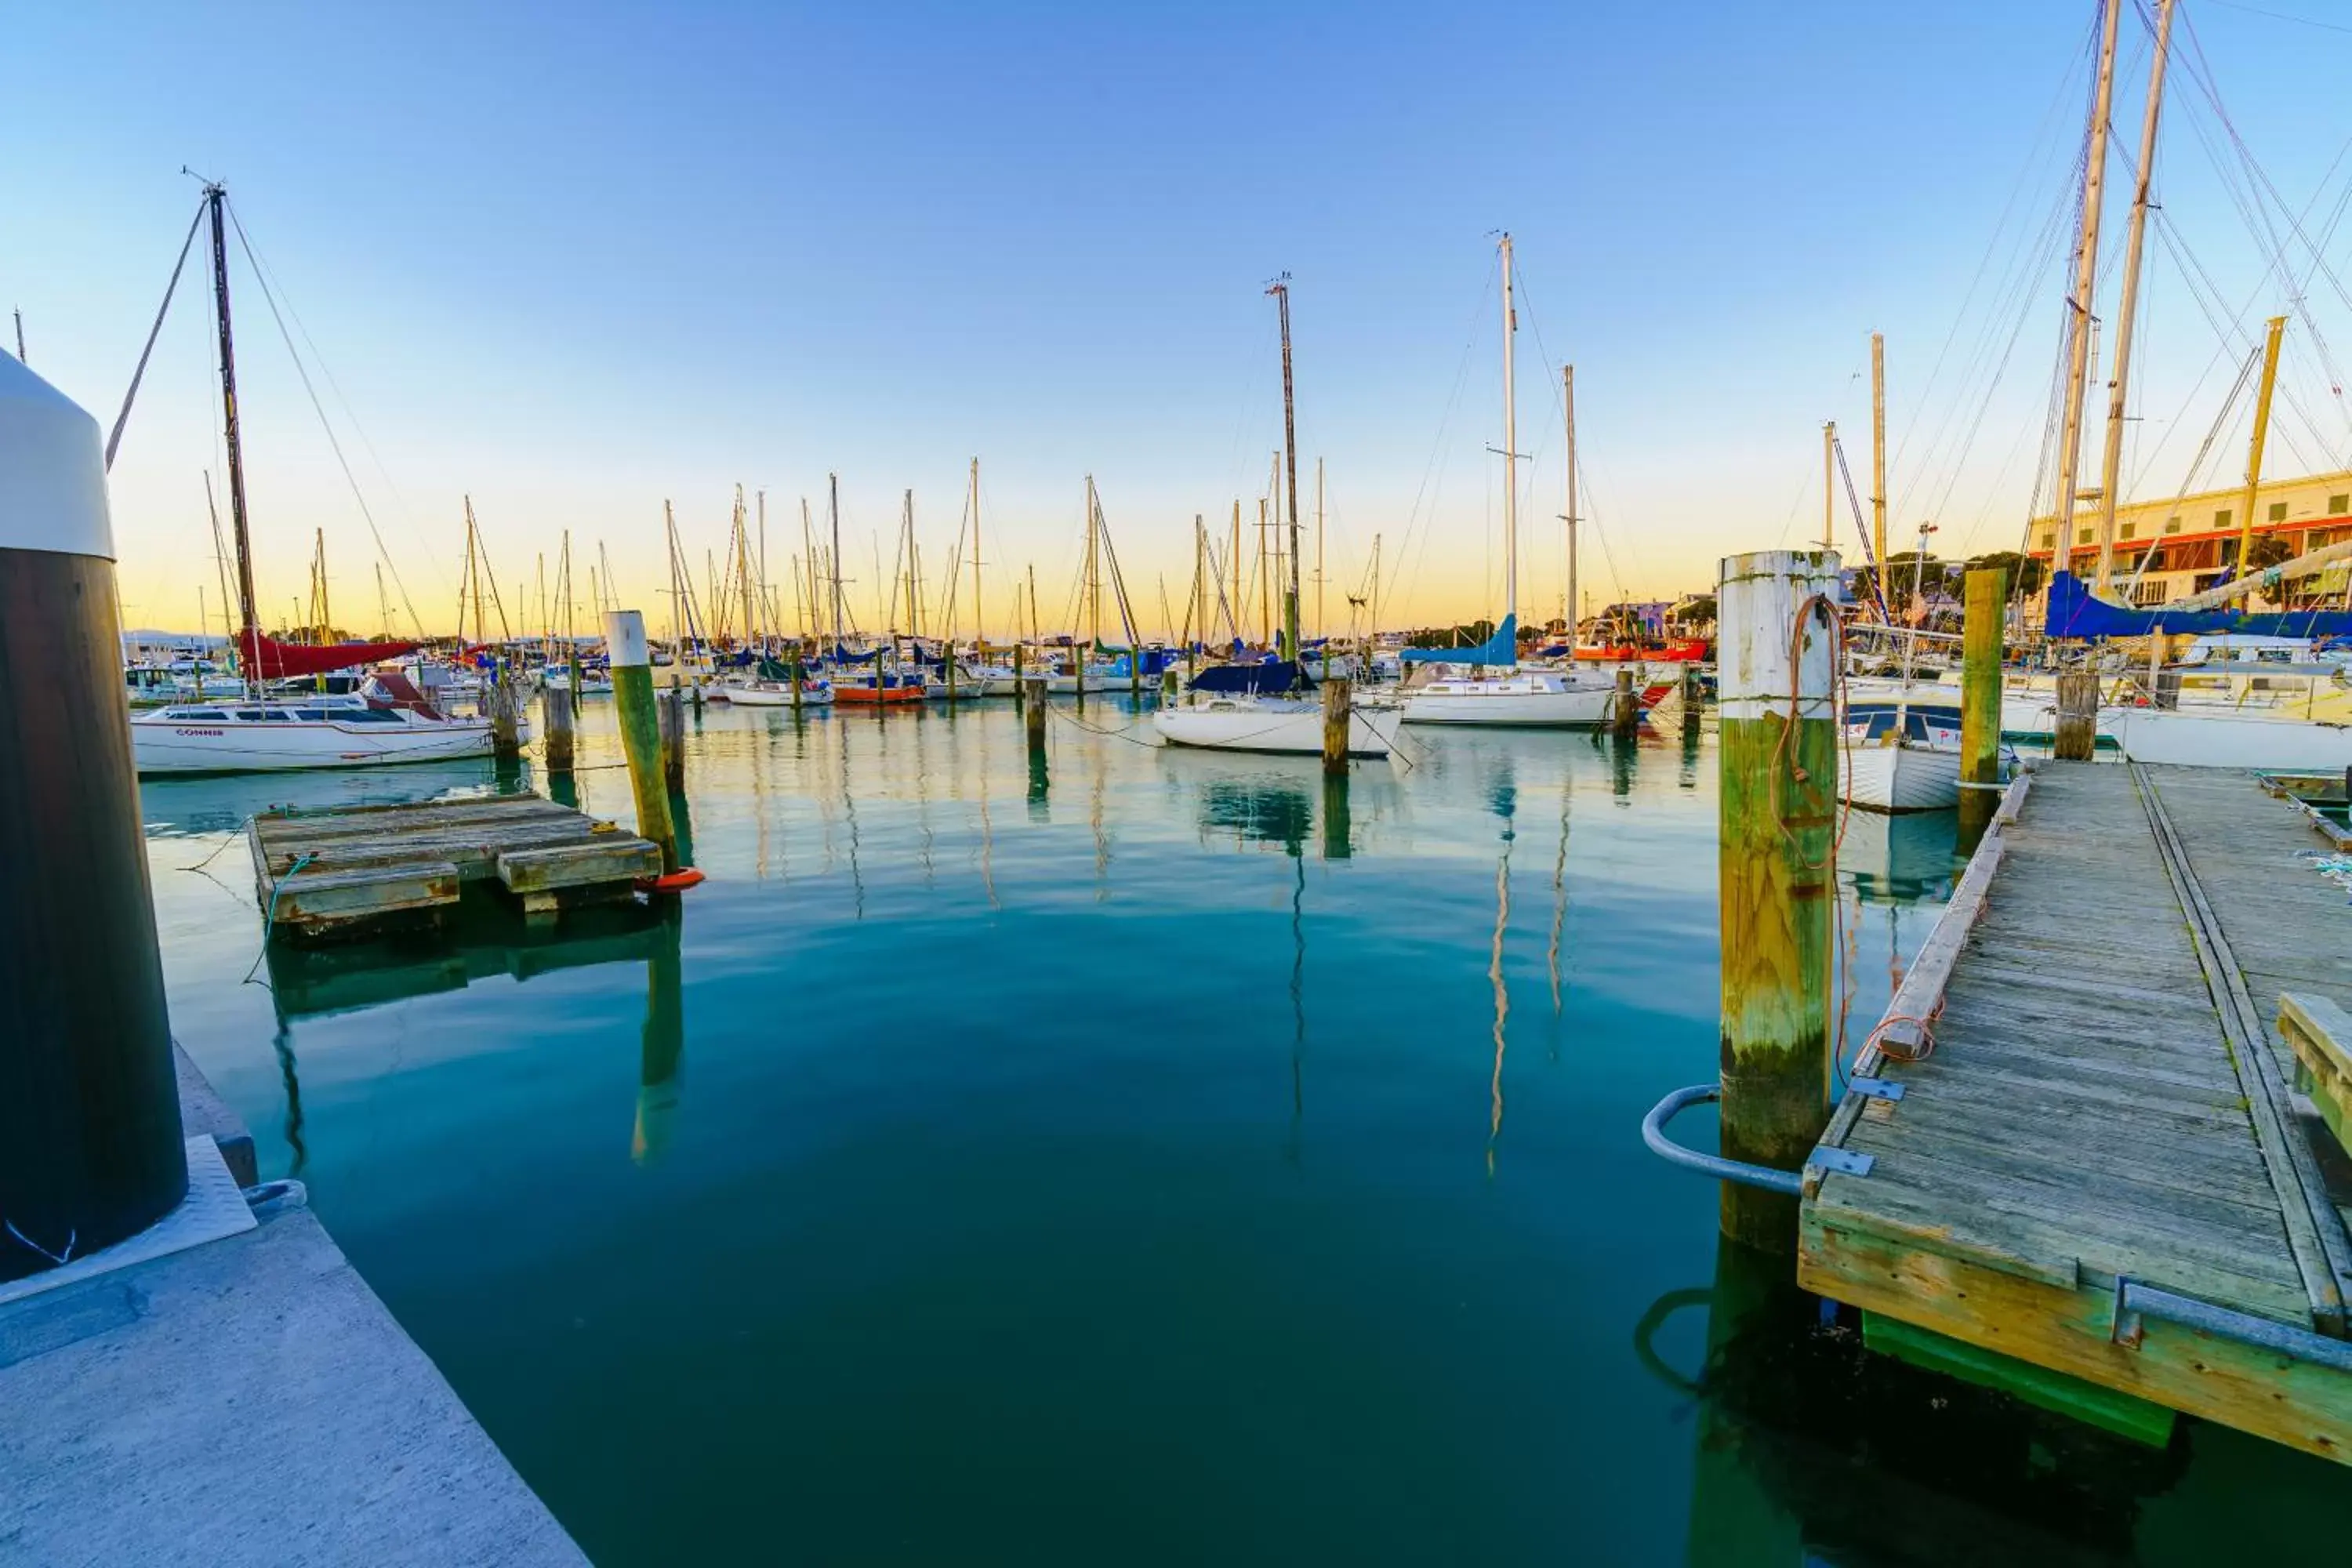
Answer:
[
  {"left": 0, "top": 355, "right": 188, "bottom": 1283},
  {"left": 604, "top": 611, "right": 678, "bottom": 873},
  {"left": 542, "top": 684, "right": 575, "bottom": 774},
  {"left": 1680, "top": 662, "right": 1703, "bottom": 735},
  {"left": 659, "top": 685, "right": 687, "bottom": 790},
  {"left": 2053, "top": 669, "right": 2098, "bottom": 762},
  {"left": 488, "top": 667, "right": 523, "bottom": 761},
  {"left": 1161, "top": 667, "right": 1178, "bottom": 701},
  {"left": 1025, "top": 676, "right": 1047, "bottom": 758},
  {"left": 1012, "top": 643, "right": 1025, "bottom": 704},
  {"left": 789, "top": 644, "right": 804, "bottom": 713},
  {"left": 1322, "top": 677, "right": 1352, "bottom": 777},
  {"left": 1612, "top": 666, "right": 1639, "bottom": 740},
  {"left": 1716, "top": 548, "right": 1841, "bottom": 1252},
  {"left": 1957, "top": 565, "right": 2005, "bottom": 844},
  {"left": 689, "top": 677, "right": 704, "bottom": 713}
]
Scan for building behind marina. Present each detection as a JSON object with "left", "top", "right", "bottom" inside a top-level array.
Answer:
[{"left": 2024, "top": 470, "right": 2352, "bottom": 612}]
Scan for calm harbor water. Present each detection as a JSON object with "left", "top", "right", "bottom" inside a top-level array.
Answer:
[{"left": 142, "top": 699, "right": 2348, "bottom": 1564}]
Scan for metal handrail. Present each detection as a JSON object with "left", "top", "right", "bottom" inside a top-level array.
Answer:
[
  {"left": 1641, "top": 1084, "right": 1804, "bottom": 1196},
  {"left": 2118, "top": 1280, "right": 2352, "bottom": 1372}
]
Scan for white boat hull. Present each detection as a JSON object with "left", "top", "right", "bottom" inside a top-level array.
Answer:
[
  {"left": 721, "top": 682, "right": 833, "bottom": 707},
  {"left": 2108, "top": 709, "right": 2352, "bottom": 771},
  {"left": 1838, "top": 740, "right": 1962, "bottom": 813},
  {"left": 132, "top": 716, "right": 498, "bottom": 775},
  {"left": 1400, "top": 682, "right": 1616, "bottom": 727},
  {"left": 1152, "top": 700, "right": 1399, "bottom": 757}
]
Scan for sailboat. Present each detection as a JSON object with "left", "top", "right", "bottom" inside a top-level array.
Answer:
[
  {"left": 2029, "top": 0, "right": 2352, "bottom": 770},
  {"left": 819, "top": 475, "right": 923, "bottom": 706},
  {"left": 1155, "top": 277, "right": 1403, "bottom": 759},
  {"left": 1402, "top": 236, "right": 1620, "bottom": 728},
  {"left": 129, "top": 183, "right": 497, "bottom": 775}
]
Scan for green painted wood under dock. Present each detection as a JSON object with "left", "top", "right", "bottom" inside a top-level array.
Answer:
[{"left": 1799, "top": 760, "right": 2352, "bottom": 1464}]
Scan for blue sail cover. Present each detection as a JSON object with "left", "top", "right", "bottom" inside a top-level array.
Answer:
[
  {"left": 2045, "top": 571, "right": 2352, "bottom": 639},
  {"left": 1401, "top": 613, "right": 1517, "bottom": 666},
  {"left": 1191, "top": 659, "right": 1301, "bottom": 694}
]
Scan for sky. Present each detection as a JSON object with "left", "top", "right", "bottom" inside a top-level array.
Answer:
[{"left": 11, "top": 0, "right": 2352, "bottom": 641}]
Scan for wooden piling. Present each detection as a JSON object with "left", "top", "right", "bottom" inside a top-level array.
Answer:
[
  {"left": 542, "top": 685, "right": 575, "bottom": 774},
  {"left": 488, "top": 669, "right": 524, "bottom": 761},
  {"left": 659, "top": 685, "right": 686, "bottom": 790},
  {"left": 1957, "top": 566, "right": 2005, "bottom": 842},
  {"left": 604, "top": 611, "right": 679, "bottom": 873},
  {"left": 1612, "top": 666, "right": 1639, "bottom": 740},
  {"left": 1025, "top": 677, "right": 1047, "bottom": 757},
  {"left": 1679, "top": 662, "right": 1702, "bottom": 735},
  {"left": 1716, "top": 548, "right": 1841, "bottom": 1252},
  {"left": 2053, "top": 670, "right": 2099, "bottom": 761},
  {"left": 1321, "top": 677, "right": 1351, "bottom": 777}
]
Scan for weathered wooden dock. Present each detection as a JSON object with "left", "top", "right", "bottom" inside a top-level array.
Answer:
[
  {"left": 1799, "top": 760, "right": 2352, "bottom": 1461},
  {"left": 249, "top": 793, "right": 662, "bottom": 940}
]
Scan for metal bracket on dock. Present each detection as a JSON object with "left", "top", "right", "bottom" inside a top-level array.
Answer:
[
  {"left": 1846, "top": 1076, "right": 1906, "bottom": 1102},
  {"left": 2111, "top": 1279, "right": 2352, "bottom": 1373},
  {"left": 1806, "top": 1146, "right": 1875, "bottom": 1178},
  {"left": 1639, "top": 1084, "right": 1805, "bottom": 1196}
]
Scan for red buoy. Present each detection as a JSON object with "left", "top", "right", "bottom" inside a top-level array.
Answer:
[{"left": 637, "top": 867, "right": 706, "bottom": 893}]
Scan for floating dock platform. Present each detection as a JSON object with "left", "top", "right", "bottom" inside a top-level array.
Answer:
[
  {"left": 249, "top": 793, "right": 662, "bottom": 940},
  {"left": 1800, "top": 761, "right": 2352, "bottom": 1461}
]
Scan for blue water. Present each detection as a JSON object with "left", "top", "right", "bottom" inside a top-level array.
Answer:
[{"left": 140, "top": 699, "right": 2350, "bottom": 1563}]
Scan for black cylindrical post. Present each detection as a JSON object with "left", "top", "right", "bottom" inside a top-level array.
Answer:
[{"left": 0, "top": 356, "right": 187, "bottom": 1282}]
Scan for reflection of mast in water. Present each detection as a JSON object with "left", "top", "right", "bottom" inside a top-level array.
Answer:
[
  {"left": 913, "top": 690, "right": 937, "bottom": 887},
  {"left": 1486, "top": 765, "right": 1517, "bottom": 1177},
  {"left": 839, "top": 715, "right": 866, "bottom": 919},
  {"left": 1287, "top": 846, "right": 1306, "bottom": 1166},
  {"left": 632, "top": 906, "right": 686, "bottom": 1163},
  {"left": 750, "top": 706, "right": 773, "bottom": 880},
  {"left": 1091, "top": 743, "right": 1109, "bottom": 902},
  {"left": 975, "top": 700, "right": 1000, "bottom": 909},
  {"left": 1546, "top": 763, "right": 1572, "bottom": 1028}
]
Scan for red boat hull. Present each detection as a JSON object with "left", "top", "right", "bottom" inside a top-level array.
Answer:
[
  {"left": 836, "top": 683, "right": 926, "bottom": 706},
  {"left": 1574, "top": 638, "right": 1709, "bottom": 663}
]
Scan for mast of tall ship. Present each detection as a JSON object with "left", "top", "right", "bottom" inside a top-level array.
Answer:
[
  {"left": 2093, "top": 0, "right": 2176, "bottom": 593},
  {"left": 1499, "top": 232, "right": 1519, "bottom": 670},
  {"left": 2054, "top": 0, "right": 2125, "bottom": 584},
  {"left": 1563, "top": 365, "right": 1578, "bottom": 646}
]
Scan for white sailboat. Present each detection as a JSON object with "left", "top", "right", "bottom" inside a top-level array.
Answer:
[
  {"left": 128, "top": 183, "right": 495, "bottom": 776},
  {"left": 1155, "top": 276, "right": 1399, "bottom": 760},
  {"left": 1403, "top": 234, "right": 1619, "bottom": 728}
]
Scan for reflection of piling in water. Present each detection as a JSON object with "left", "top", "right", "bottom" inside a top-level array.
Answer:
[
  {"left": 1611, "top": 666, "right": 1639, "bottom": 740},
  {"left": 667, "top": 789, "right": 696, "bottom": 877},
  {"left": 546, "top": 771, "right": 579, "bottom": 811},
  {"left": 1716, "top": 550, "right": 1839, "bottom": 1252},
  {"left": 271, "top": 1018, "right": 309, "bottom": 1179},
  {"left": 632, "top": 908, "right": 686, "bottom": 1163},
  {"left": 605, "top": 610, "right": 679, "bottom": 873},
  {"left": 1319, "top": 774, "right": 1352, "bottom": 861},
  {"left": 1662, "top": 1235, "right": 2180, "bottom": 1565},
  {"left": 1610, "top": 730, "right": 1637, "bottom": 796},
  {"left": 1024, "top": 678, "right": 1046, "bottom": 757}
]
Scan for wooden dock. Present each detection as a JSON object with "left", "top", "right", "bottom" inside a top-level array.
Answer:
[
  {"left": 248, "top": 793, "right": 662, "bottom": 940},
  {"left": 1799, "top": 760, "right": 2352, "bottom": 1461}
]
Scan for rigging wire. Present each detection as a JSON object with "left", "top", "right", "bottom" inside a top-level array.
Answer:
[{"left": 223, "top": 199, "right": 430, "bottom": 641}]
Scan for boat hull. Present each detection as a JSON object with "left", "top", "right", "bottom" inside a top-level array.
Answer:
[
  {"left": 131, "top": 717, "right": 498, "bottom": 775},
  {"left": 1400, "top": 684, "right": 1616, "bottom": 727},
  {"left": 1152, "top": 702, "right": 1398, "bottom": 757},
  {"left": 834, "top": 684, "right": 925, "bottom": 706},
  {"left": 1838, "top": 741, "right": 1962, "bottom": 813},
  {"left": 722, "top": 682, "right": 833, "bottom": 707},
  {"left": 2108, "top": 709, "right": 2352, "bottom": 771}
]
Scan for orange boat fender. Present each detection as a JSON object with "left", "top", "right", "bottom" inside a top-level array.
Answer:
[{"left": 637, "top": 867, "right": 706, "bottom": 893}]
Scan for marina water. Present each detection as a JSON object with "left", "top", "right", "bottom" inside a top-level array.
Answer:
[{"left": 142, "top": 699, "right": 2347, "bottom": 1563}]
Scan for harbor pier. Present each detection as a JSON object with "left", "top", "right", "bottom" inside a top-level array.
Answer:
[{"left": 1801, "top": 761, "right": 2352, "bottom": 1459}]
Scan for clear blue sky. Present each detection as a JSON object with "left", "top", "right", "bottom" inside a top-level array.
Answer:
[{"left": 9, "top": 1, "right": 2350, "bottom": 638}]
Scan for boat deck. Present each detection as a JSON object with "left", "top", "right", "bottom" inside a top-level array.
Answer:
[
  {"left": 248, "top": 793, "right": 662, "bottom": 940},
  {"left": 1798, "top": 761, "right": 2352, "bottom": 1461}
]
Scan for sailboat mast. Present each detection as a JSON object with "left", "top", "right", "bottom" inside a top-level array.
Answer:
[
  {"left": 829, "top": 474, "right": 844, "bottom": 649},
  {"left": 314, "top": 528, "right": 330, "bottom": 641},
  {"left": 1315, "top": 457, "right": 1325, "bottom": 644},
  {"left": 2054, "top": 0, "right": 2125, "bottom": 583},
  {"left": 970, "top": 457, "right": 983, "bottom": 652},
  {"left": 800, "top": 497, "right": 816, "bottom": 642},
  {"left": 1085, "top": 474, "right": 1100, "bottom": 649},
  {"left": 1871, "top": 332, "right": 1888, "bottom": 577},
  {"left": 1269, "top": 274, "right": 1301, "bottom": 662},
  {"left": 1564, "top": 365, "right": 1579, "bottom": 642},
  {"left": 755, "top": 494, "right": 767, "bottom": 649},
  {"left": 204, "top": 183, "right": 260, "bottom": 684},
  {"left": 1499, "top": 232, "right": 1519, "bottom": 657},
  {"left": 1821, "top": 420, "right": 1836, "bottom": 552},
  {"left": 2234, "top": 314, "right": 2288, "bottom": 577},
  {"left": 2094, "top": 0, "right": 2176, "bottom": 593}
]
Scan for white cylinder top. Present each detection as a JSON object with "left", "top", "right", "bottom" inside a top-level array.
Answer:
[
  {"left": 0, "top": 353, "right": 114, "bottom": 560},
  {"left": 604, "top": 609, "right": 649, "bottom": 668}
]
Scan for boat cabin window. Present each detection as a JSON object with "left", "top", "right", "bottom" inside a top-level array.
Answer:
[
  {"left": 290, "top": 708, "right": 328, "bottom": 721},
  {"left": 339, "top": 707, "right": 402, "bottom": 723},
  {"left": 234, "top": 709, "right": 269, "bottom": 721},
  {"left": 170, "top": 709, "right": 227, "bottom": 720}
]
